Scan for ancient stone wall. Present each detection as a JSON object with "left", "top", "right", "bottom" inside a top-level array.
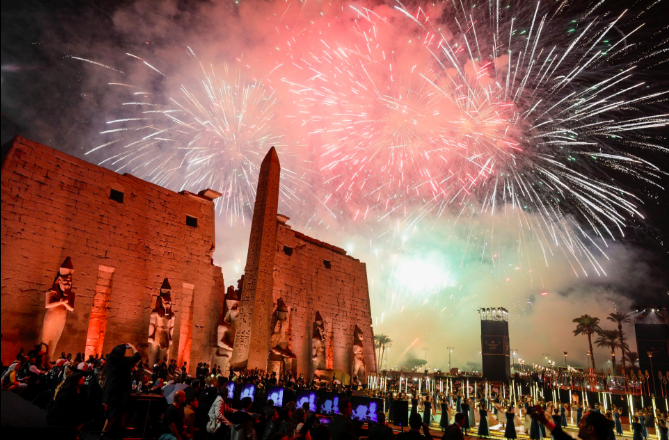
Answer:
[
  {"left": 1, "top": 136, "right": 225, "bottom": 371},
  {"left": 272, "top": 221, "right": 377, "bottom": 378}
]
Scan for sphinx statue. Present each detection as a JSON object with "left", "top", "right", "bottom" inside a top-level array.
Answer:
[
  {"left": 351, "top": 325, "right": 366, "bottom": 379},
  {"left": 39, "top": 257, "right": 75, "bottom": 361},
  {"left": 217, "top": 285, "right": 240, "bottom": 353},
  {"left": 312, "top": 312, "right": 326, "bottom": 371},
  {"left": 148, "top": 278, "right": 176, "bottom": 368},
  {"left": 269, "top": 299, "right": 296, "bottom": 359}
]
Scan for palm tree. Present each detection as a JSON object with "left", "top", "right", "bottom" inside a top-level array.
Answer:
[
  {"left": 573, "top": 315, "right": 602, "bottom": 371},
  {"left": 594, "top": 329, "right": 624, "bottom": 369},
  {"left": 374, "top": 334, "right": 393, "bottom": 371},
  {"left": 607, "top": 312, "right": 631, "bottom": 368},
  {"left": 626, "top": 351, "right": 640, "bottom": 368}
]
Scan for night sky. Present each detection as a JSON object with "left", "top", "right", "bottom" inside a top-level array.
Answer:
[{"left": 2, "top": 0, "right": 668, "bottom": 369}]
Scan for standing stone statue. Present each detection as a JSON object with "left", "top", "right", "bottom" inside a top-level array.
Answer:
[
  {"left": 312, "top": 312, "right": 326, "bottom": 371},
  {"left": 269, "top": 299, "right": 296, "bottom": 359},
  {"left": 217, "top": 286, "right": 240, "bottom": 353},
  {"left": 39, "top": 257, "right": 75, "bottom": 361},
  {"left": 148, "top": 278, "right": 176, "bottom": 368},
  {"left": 351, "top": 325, "right": 366, "bottom": 380}
]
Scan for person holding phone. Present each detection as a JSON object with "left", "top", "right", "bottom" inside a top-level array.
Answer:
[{"left": 101, "top": 343, "right": 141, "bottom": 440}]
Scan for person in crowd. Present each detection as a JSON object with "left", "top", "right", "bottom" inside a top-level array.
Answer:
[
  {"left": 443, "top": 413, "right": 465, "bottom": 440},
  {"left": 368, "top": 411, "right": 395, "bottom": 440},
  {"left": 478, "top": 400, "right": 490, "bottom": 438},
  {"left": 505, "top": 405, "right": 517, "bottom": 439},
  {"left": 613, "top": 407, "right": 623, "bottom": 436},
  {"left": 397, "top": 413, "right": 433, "bottom": 440},
  {"left": 330, "top": 399, "right": 355, "bottom": 440},
  {"left": 657, "top": 417, "right": 668, "bottom": 440},
  {"left": 262, "top": 408, "right": 283, "bottom": 440},
  {"left": 1, "top": 357, "right": 27, "bottom": 393},
  {"left": 101, "top": 343, "right": 141, "bottom": 439},
  {"left": 551, "top": 409, "right": 562, "bottom": 440},
  {"left": 207, "top": 386, "right": 233, "bottom": 439},
  {"left": 46, "top": 372, "right": 89, "bottom": 435},
  {"left": 439, "top": 397, "right": 450, "bottom": 431},
  {"left": 460, "top": 398, "right": 471, "bottom": 435},
  {"left": 288, "top": 409, "right": 307, "bottom": 437},
  {"left": 184, "top": 395, "right": 199, "bottom": 438},
  {"left": 632, "top": 416, "right": 644, "bottom": 440},
  {"left": 605, "top": 411, "right": 616, "bottom": 440},
  {"left": 159, "top": 389, "right": 189, "bottom": 440},
  {"left": 423, "top": 395, "right": 433, "bottom": 426},
  {"left": 230, "top": 397, "right": 258, "bottom": 440},
  {"left": 532, "top": 404, "right": 612, "bottom": 440}
]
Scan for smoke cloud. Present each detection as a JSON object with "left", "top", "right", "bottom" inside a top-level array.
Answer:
[{"left": 2, "top": 0, "right": 667, "bottom": 372}]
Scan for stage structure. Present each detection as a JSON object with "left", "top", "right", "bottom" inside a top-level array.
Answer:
[
  {"left": 479, "top": 307, "right": 511, "bottom": 382},
  {"left": 633, "top": 306, "right": 668, "bottom": 395}
]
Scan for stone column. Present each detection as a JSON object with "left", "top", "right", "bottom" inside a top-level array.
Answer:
[
  {"left": 177, "top": 283, "right": 195, "bottom": 368},
  {"left": 84, "top": 265, "right": 115, "bottom": 358}
]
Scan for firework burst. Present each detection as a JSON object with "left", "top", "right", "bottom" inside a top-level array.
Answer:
[
  {"left": 276, "top": 0, "right": 668, "bottom": 276},
  {"left": 85, "top": 51, "right": 308, "bottom": 224}
]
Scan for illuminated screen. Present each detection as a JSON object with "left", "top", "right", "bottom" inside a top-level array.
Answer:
[
  {"left": 226, "top": 382, "right": 235, "bottom": 400},
  {"left": 296, "top": 390, "right": 318, "bottom": 412},
  {"left": 351, "top": 397, "right": 382, "bottom": 423},
  {"left": 240, "top": 384, "right": 256, "bottom": 402},
  {"left": 267, "top": 386, "right": 284, "bottom": 407},
  {"left": 319, "top": 393, "right": 340, "bottom": 415}
]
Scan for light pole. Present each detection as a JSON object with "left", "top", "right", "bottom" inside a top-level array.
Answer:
[
  {"left": 564, "top": 352, "right": 568, "bottom": 367},
  {"left": 447, "top": 347, "right": 454, "bottom": 371},
  {"left": 512, "top": 349, "right": 518, "bottom": 372}
]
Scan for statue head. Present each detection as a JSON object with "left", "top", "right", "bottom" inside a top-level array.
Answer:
[
  {"left": 54, "top": 257, "right": 74, "bottom": 293},
  {"left": 224, "top": 285, "right": 240, "bottom": 322},
  {"left": 275, "top": 299, "right": 289, "bottom": 321},
  {"left": 154, "top": 278, "right": 174, "bottom": 317},
  {"left": 354, "top": 325, "right": 364, "bottom": 343}
]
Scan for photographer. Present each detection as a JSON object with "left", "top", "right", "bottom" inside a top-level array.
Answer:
[{"left": 101, "top": 343, "right": 141, "bottom": 440}]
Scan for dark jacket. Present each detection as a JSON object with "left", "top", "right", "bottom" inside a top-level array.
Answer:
[
  {"left": 330, "top": 414, "right": 356, "bottom": 440},
  {"left": 369, "top": 422, "right": 395, "bottom": 440},
  {"left": 443, "top": 424, "right": 464, "bottom": 440},
  {"left": 102, "top": 344, "right": 141, "bottom": 407},
  {"left": 263, "top": 418, "right": 282, "bottom": 440},
  {"left": 546, "top": 425, "right": 575, "bottom": 440},
  {"left": 397, "top": 428, "right": 433, "bottom": 440},
  {"left": 47, "top": 388, "right": 88, "bottom": 426}
]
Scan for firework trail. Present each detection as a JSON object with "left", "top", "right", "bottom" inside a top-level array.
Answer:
[{"left": 274, "top": 0, "right": 668, "bottom": 277}]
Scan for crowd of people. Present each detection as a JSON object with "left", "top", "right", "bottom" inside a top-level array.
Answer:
[{"left": 1, "top": 342, "right": 668, "bottom": 440}]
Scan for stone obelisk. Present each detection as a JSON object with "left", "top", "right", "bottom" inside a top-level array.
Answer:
[{"left": 230, "top": 147, "right": 280, "bottom": 370}]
